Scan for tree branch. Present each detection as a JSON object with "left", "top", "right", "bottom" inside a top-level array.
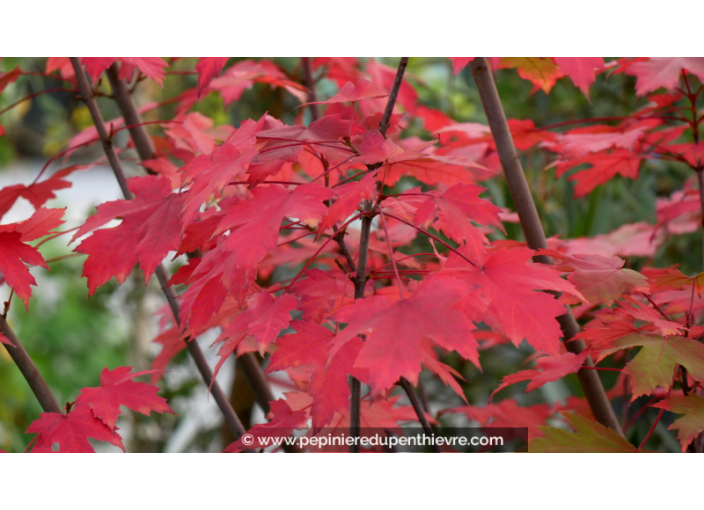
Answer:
[
  {"left": 399, "top": 377, "right": 441, "bottom": 453},
  {"left": 105, "top": 64, "right": 156, "bottom": 162},
  {"left": 469, "top": 57, "right": 624, "bottom": 436},
  {"left": 101, "top": 60, "right": 293, "bottom": 444},
  {"left": 348, "top": 57, "right": 410, "bottom": 452},
  {"left": 70, "top": 57, "right": 247, "bottom": 441},
  {"left": 1, "top": 316, "right": 62, "bottom": 414}
]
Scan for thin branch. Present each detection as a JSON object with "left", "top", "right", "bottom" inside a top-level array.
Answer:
[
  {"left": 105, "top": 64, "right": 156, "bottom": 162},
  {"left": 469, "top": 57, "right": 624, "bottom": 436},
  {"left": 70, "top": 57, "right": 247, "bottom": 440},
  {"left": 1, "top": 316, "right": 62, "bottom": 414},
  {"left": 379, "top": 58, "right": 409, "bottom": 137},
  {"left": 382, "top": 211, "right": 476, "bottom": 267},
  {"left": 102, "top": 60, "right": 291, "bottom": 445},
  {"left": 399, "top": 377, "right": 441, "bottom": 453},
  {"left": 0, "top": 88, "right": 78, "bottom": 118},
  {"left": 348, "top": 57, "right": 410, "bottom": 453}
]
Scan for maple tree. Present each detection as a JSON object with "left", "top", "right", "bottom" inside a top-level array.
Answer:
[{"left": 1, "top": 56, "right": 704, "bottom": 453}]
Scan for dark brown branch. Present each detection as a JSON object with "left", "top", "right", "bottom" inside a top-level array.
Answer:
[
  {"left": 469, "top": 57, "right": 624, "bottom": 436},
  {"left": 102, "top": 60, "right": 290, "bottom": 443},
  {"left": 1, "top": 317, "right": 62, "bottom": 414},
  {"left": 105, "top": 64, "right": 157, "bottom": 162},
  {"left": 379, "top": 57, "right": 409, "bottom": 137},
  {"left": 348, "top": 57, "right": 410, "bottom": 452},
  {"left": 399, "top": 377, "right": 441, "bottom": 453},
  {"left": 70, "top": 57, "right": 247, "bottom": 440}
]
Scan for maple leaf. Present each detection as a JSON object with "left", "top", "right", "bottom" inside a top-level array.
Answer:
[
  {"left": 26, "top": 404, "right": 125, "bottom": 453},
  {"left": 0, "top": 208, "right": 64, "bottom": 309},
  {"left": 329, "top": 277, "right": 479, "bottom": 394},
  {"left": 150, "top": 327, "right": 186, "bottom": 384},
  {"left": 0, "top": 175, "right": 72, "bottom": 220},
  {"left": 529, "top": 412, "right": 636, "bottom": 452},
  {"left": 450, "top": 57, "right": 474, "bottom": 75},
  {"left": 181, "top": 141, "right": 258, "bottom": 226},
  {"left": 75, "top": 366, "right": 175, "bottom": 432},
  {"left": 652, "top": 394, "right": 704, "bottom": 452},
  {"left": 413, "top": 183, "right": 504, "bottom": 255},
  {"left": 72, "top": 176, "right": 185, "bottom": 295},
  {"left": 547, "top": 252, "right": 649, "bottom": 305},
  {"left": 187, "top": 183, "right": 333, "bottom": 298},
  {"left": 195, "top": 57, "right": 228, "bottom": 96},
  {"left": 626, "top": 57, "right": 704, "bottom": 95},
  {"left": 596, "top": 333, "right": 704, "bottom": 400},
  {"left": 304, "top": 79, "right": 387, "bottom": 106},
  {"left": 440, "top": 246, "right": 583, "bottom": 355},
  {"left": 552, "top": 57, "right": 604, "bottom": 97},
  {"left": 556, "top": 149, "right": 643, "bottom": 197},
  {"left": 491, "top": 350, "right": 590, "bottom": 399},
  {"left": 501, "top": 58, "right": 564, "bottom": 94},
  {"left": 81, "top": 57, "right": 169, "bottom": 86},
  {"left": 319, "top": 173, "right": 376, "bottom": 233},
  {"left": 268, "top": 320, "right": 364, "bottom": 428},
  {"left": 288, "top": 269, "right": 355, "bottom": 323},
  {"left": 650, "top": 269, "right": 704, "bottom": 296},
  {"left": 356, "top": 131, "right": 487, "bottom": 187},
  {"left": 212, "top": 292, "right": 298, "bottom": 380},
  {"left": 211, "top": 60, "right": 308, "bottom": 105}
]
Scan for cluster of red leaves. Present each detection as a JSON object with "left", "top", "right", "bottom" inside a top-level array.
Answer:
[
  {"left": 2, "top": 57, "right": 704, "bottom": 452},
  {"left": 26, "top": 367, "right": 174, "bottom": 452}
]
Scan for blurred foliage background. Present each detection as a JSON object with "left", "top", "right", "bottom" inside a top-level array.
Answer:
[{"left": 0, "top": 57, "right": 695, "bottom": 453}]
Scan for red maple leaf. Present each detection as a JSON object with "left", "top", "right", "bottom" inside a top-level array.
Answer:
[
  {"left": 268, "top": 320, "right": 365, "bottom": 428},
  {"left": 0, "top": 174, "right": 72, "bottom": 219},
  {"left": 75, "top": 366, "right": 175, "bottom": 431},
  {"left": 626, "top": 57, "right": 704, "bottom": 95},
  {"left": 544, "top": 251, "right": 649, "bottom": 305},
  {"left": 413, "top": 183, "right": 504, "bottom": 255},
  {"left": 72, "top": 175, "right": 185, "bottom": 295},
  {"left": 195, "top": 57, "right": 229, "bottom": 96},
  {"left": 212, "top": 292, "right": 298, "bottom": 380},
  {"left": 491, "top": 350, "right": 590, "bottom": 398},
  {"left": 329, "top": 277, "right": 479, "bottom": 394},
  {"left": 304, "top": 79, "right": 387, "bottom": 106},
  {"left": 440, "top": 246, "right": 583, "bottom": 355},
  {"left": 0, "top": 208, "right": 64, "bottom": 309},
  {"left": 553, "top": 57, "right": 604, "bottom": 97},
  {"left": 26, "top": 404, "right": 125, "bottom": 453},
  {"left": 81, "top": 57, "right": 169, "bottom": 86}
]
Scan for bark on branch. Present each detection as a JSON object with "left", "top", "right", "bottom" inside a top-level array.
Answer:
[
  {"left": 70, "top": 57, "right": 247, "bottom": 440},
  {"left": 104, "top": 60, "right": 283, "bottom": 424},
  {"left": 469, "top": 57, "right": 624, "bottom": 436},
  {"left": 1, "top": 316, "right": 61, "bottom": 414},
  {"left": 349, "top": 57, "right": 410, "bottom": 452}
]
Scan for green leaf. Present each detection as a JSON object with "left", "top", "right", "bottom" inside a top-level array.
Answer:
[
  {"left": 652, "top": 394, "right": 704, "bottom": 452},
  {"left": 529, "top": 412, "right": 636, "bottom": 452}
]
